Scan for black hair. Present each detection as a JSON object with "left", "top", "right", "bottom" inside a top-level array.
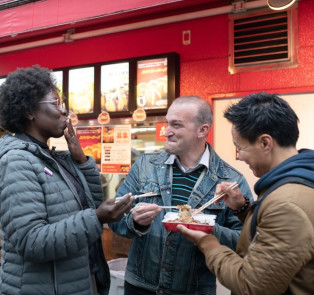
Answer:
[
  {"left": 223, "top": 92, "right": 299, "bottom": 147},
  {"left": 0, "top": 65, "right": 58, "bottom": 133}
]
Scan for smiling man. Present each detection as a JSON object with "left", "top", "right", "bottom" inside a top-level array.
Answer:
[
  {"left": 178, "top": 92, "right": 314, "bottom": 295},
  {"left": 110, "top": 96, "right": 253, "bottom": 295}
]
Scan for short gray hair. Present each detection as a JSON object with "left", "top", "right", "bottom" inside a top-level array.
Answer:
[{"left": 172, "top": 96, "right": 213, "bottom": 126}]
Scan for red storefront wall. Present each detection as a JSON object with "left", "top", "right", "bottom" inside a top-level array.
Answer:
[{"left": 0, "top": 0, "right": 314, "bottom": 115}]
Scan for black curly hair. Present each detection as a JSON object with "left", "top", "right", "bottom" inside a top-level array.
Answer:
[{"left": 0, "top": 65, "right": 58, "bottom": 133}]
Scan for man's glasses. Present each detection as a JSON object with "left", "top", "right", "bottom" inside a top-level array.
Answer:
[{"left": 39, "top": 99, "right": 66, "bottom": 110}]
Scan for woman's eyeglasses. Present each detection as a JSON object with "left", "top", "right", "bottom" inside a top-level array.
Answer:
[{"left": 39, "top": 99, "right": 66, "bottom": 110}]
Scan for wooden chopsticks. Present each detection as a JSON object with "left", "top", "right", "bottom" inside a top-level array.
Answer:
[
  {"left": 115, "top": 192, "right": 159, "bottom": 203},
  {"left": 191, "top": 182, "right": 238, "bottom": 216}
]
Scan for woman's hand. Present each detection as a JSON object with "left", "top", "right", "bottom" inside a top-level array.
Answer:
[
  {"left": 96, "top": 193, "right": 135, "bottom": 224},
  {"left": 64, "top": 118, "right": 87, "bottom": 163}
]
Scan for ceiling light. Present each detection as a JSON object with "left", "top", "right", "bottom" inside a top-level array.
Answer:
[{"left": 267, "top": 0, "right": 297, "bottom": 10}]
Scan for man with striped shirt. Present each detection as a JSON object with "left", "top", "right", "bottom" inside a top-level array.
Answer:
[{"left": 110, "top": 96, "right": 253, "bottom": 295}]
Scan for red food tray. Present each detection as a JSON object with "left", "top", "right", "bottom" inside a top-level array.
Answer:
[
  {"left": 162, "top": 221, "right": 214, "bottom": 233},
  {"left": 162, "top": 212, "right": 216, "bottom": 233}
]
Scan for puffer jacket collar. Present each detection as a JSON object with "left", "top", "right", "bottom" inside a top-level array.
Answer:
[
  {"left": 0, "top": 133, "right": 69, "bottom": 162},
  {"left": 0, "top": 133, "right": 32, "bottom": 158}
]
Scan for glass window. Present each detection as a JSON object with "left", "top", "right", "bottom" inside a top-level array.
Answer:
[
  {"left": 101, "top": 62, "right": 129, "bottom": 112},
  {"left": 68, "top": 67, "right": 94, "bottom": 114}
]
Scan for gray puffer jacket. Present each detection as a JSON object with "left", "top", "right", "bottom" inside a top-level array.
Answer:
[{"left": 0, "top": 133, "right": 110, "bottom": 295}]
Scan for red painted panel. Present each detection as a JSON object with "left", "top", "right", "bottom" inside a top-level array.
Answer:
[
  {"left": 299, "top": 0, "right": 314, "bottom": 47},
  {"left": 0, "top": 14, "right": 228, "bottom": 74},
  {"left": 0, "top": 0, "right": 313, "bottom": 134},
  {"left": 0, "top": 0, "right": 225, "bottom": 40},
  {"left": 0, "top": 0, "right": 175, "bottom": 38}
]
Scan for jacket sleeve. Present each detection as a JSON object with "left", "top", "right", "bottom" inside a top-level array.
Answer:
[
  {"left": 200, "top": 196, "right": 313, "bottom": 295},
  {"left": 0, "top": 153, "right": 103, "bottom": 263},
  {"left": 76, "top": 155, "right": 104, "bottom": 207},
  {"left": 211, "top": 175, "right": 254, "bottom": 251}
]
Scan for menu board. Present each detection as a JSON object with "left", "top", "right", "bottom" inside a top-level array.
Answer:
[
  {"left": 69, "top": 67, "right": 94, "bottom": 114},
  {"left": 101, "top": 125, "right": 131, "bottom": 174},
  {"left": 49, "top": 125, "right": 131, "bottom": 174},
  {"left": 101, "top": 62, "right": 129, "bottom": 112},
  {"left": 136, "top": 57, "right": 168, "bottom": 110},
  {"left": 76, "top": 126, "right": 102, "bottom": 169}
]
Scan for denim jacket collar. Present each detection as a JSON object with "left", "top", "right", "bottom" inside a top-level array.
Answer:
[{"left": 149, "top": 144, "right": 231, "bottom": 180}]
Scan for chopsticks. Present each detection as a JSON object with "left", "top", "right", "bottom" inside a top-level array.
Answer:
[
  {"left": 134, "top": 192, "right": 159, "bottom": 198},
  {"left": 191, "top": 182, "right": 238, "bottom": 216},
  {"left": 158, "top": 206, "right": 177, "bottom": 209},
  {"left": 115, "top": 192, "right": 159, "bottom": 203}
]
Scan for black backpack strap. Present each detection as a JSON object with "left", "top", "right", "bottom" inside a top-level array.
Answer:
[{"left": 250, "top": 176, "right": 314, "bottom": 239}]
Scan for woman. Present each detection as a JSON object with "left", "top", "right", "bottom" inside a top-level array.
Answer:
[{"left": 0, "top": 65, "right": 133, "bottom": 295}]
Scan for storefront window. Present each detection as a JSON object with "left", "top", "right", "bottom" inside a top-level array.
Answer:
[
  {"left": 101, "top": 119, "right": 166, "bottom": 199},
  {"left": 68, "top": 67, "right": 94, "bottom": 114},
  {"left": 131, "top": 123, "right": 165, "bottom": 159}
]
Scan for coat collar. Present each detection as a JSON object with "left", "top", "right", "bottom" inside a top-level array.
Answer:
[{"left": 149, "top": 144, "right": 232, "bottom": 180}]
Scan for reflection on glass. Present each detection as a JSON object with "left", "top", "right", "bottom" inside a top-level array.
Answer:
[
  {"left": 69, "top": 67, "right": 94, "bottom": 114},
  {"left": 101, "top": 62, "right": 129, "bottom": 112},
  {"left": 52, "top": 71, "right": 63, "bottom": 99},
  {"left": 131, "top": 123, "right": 165, "bottom": 161},
  {"left": 136, "top": 58, "right": 168, "bottom": 110}
]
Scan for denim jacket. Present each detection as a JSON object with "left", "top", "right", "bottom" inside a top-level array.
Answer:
[{"left": 109, "top": 145, "right": 253, "bottom": 295}]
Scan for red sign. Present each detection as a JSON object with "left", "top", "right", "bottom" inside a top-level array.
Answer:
[
  {"left": 76, "top": 126, "right": 102, "bottom": 169},
  {"left": 155, "top": 122, "right": 167, "bottom": 142}
]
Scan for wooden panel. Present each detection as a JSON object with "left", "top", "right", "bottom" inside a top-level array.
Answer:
[{"left": 102, "top": 226, "right": 132, "bottom": 261}]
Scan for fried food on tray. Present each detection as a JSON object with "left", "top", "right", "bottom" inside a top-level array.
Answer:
[
  {"left": 177, "top": 205, "right": 193, "bottom": 222},
  {"left": 168, "top": 205, "right": 202, "bottom": 224},
  {"left": 176, "top": 204, "right": 191, "bottom": 211}
]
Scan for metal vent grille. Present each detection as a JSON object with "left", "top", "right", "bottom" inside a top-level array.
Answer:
[{"left": 229, "top": 6, "right": 298, "bottom": 73}]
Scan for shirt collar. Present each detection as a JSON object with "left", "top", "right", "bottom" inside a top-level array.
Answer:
[
  {"left": 165, "top": 143, "right": 210, "bottom": 173},
  {"left": 25, "top": 133, "right": 49, "bottom": 150}
]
